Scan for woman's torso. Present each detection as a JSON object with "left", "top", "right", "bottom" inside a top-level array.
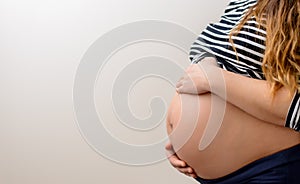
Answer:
[
  {"left": 167, "top": 0, "right": 300, "bottom": 179},
  {"left": 167, "top": 92, "right": 300, "bottom": 179}
]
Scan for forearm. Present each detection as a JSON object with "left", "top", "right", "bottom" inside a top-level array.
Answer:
[{"left": 209, "top": 67, "right": 294, "bottom": 126}]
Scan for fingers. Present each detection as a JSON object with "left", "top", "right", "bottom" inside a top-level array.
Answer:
[
  {"left": 177, "top": 167, "right": 197, "bottom": 178},
  {"left": 169, "top": 154, "right": 197, "bottom": 178},
  {"left": 176, "top": 74, "right": 188, "bottom": 92},
  {"left": 165, "top": 142, "right": 186, "bottom": 167},
  {"left": 165, "top": 142, "right": 198, "bottom": 178},
  {"left": 177, "top": 167, "right": 194, "bottom": 174},
  {"left": 176, "top": 77, "right": 185, "bottom": 93},
  {"left": 176, "top": 86, "right": 187, "bottom": 94},
  {"left": 176, "top": 80, "right": 182, "bottom": 89},
  {"left": 187, "top": 173, "right": 198, "bottom": 178},
  {"left": 168, "top": 154, "right": 186, "bottom": 168},
  {"left": 176, "top": 82, "right": 197, "bottom": 94},
  {"left": 176, "top": 71, "right": 195, "bottom": 94}
]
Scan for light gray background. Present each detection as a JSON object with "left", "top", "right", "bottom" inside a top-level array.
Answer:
[{"left": 0, "top": 0, "right": 228, "bottom": 183}]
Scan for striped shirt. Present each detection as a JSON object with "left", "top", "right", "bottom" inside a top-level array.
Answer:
[{"left": 189, "top": 0, "right": 300, "bottom": 131}]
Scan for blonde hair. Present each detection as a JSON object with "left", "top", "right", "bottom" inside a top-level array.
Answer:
[{"left": 230, "top": 0, "right": 300, "bottom": 96}]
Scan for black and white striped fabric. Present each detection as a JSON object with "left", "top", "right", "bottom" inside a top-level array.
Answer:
[{"left": 189, "top": 0, "right": 300, "bottom": 131}]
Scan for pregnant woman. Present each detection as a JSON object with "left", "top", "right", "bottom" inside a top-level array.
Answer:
[{"left": 166, "top": 0, "right": 300, "bottom": 183}]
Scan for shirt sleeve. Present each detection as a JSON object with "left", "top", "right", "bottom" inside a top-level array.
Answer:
[
  {"left": 285, "top": 91, "right": 300, "bottom": 131},
  {"left": 189, "top": 24, "right": 217, "bottom": 64},
  {"left": 189, "top": 0, "right": 235, "bottom": 64},
  {"left": 189, "top": 48, "right": 215, "bottom": 64}
]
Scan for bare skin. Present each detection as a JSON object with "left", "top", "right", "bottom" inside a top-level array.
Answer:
[
  {"left": 166, "top": 92, "right": 300, "bottom": 179},
  {"left": 166, "top": 58, "right": 300, "bottom": 179}
]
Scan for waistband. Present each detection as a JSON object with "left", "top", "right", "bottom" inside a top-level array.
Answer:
[{"left": 195, "top": 143, "right": 300, "bottom": 184}]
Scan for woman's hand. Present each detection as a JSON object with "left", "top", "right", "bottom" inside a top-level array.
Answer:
[
  {"left": 165, "top": 141, "right": 197, "bottom": 178},
  {"left": 176, "top": 57, "right": 218, "bottom": 94}
]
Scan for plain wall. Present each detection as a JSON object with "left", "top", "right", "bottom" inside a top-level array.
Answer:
[{"left": 0, "top": 0, "right": 228, "bottom": 183}]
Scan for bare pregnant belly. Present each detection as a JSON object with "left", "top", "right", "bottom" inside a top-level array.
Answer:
[{"left": 167, "top": 92, "right": 300, "bottom": 179}]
